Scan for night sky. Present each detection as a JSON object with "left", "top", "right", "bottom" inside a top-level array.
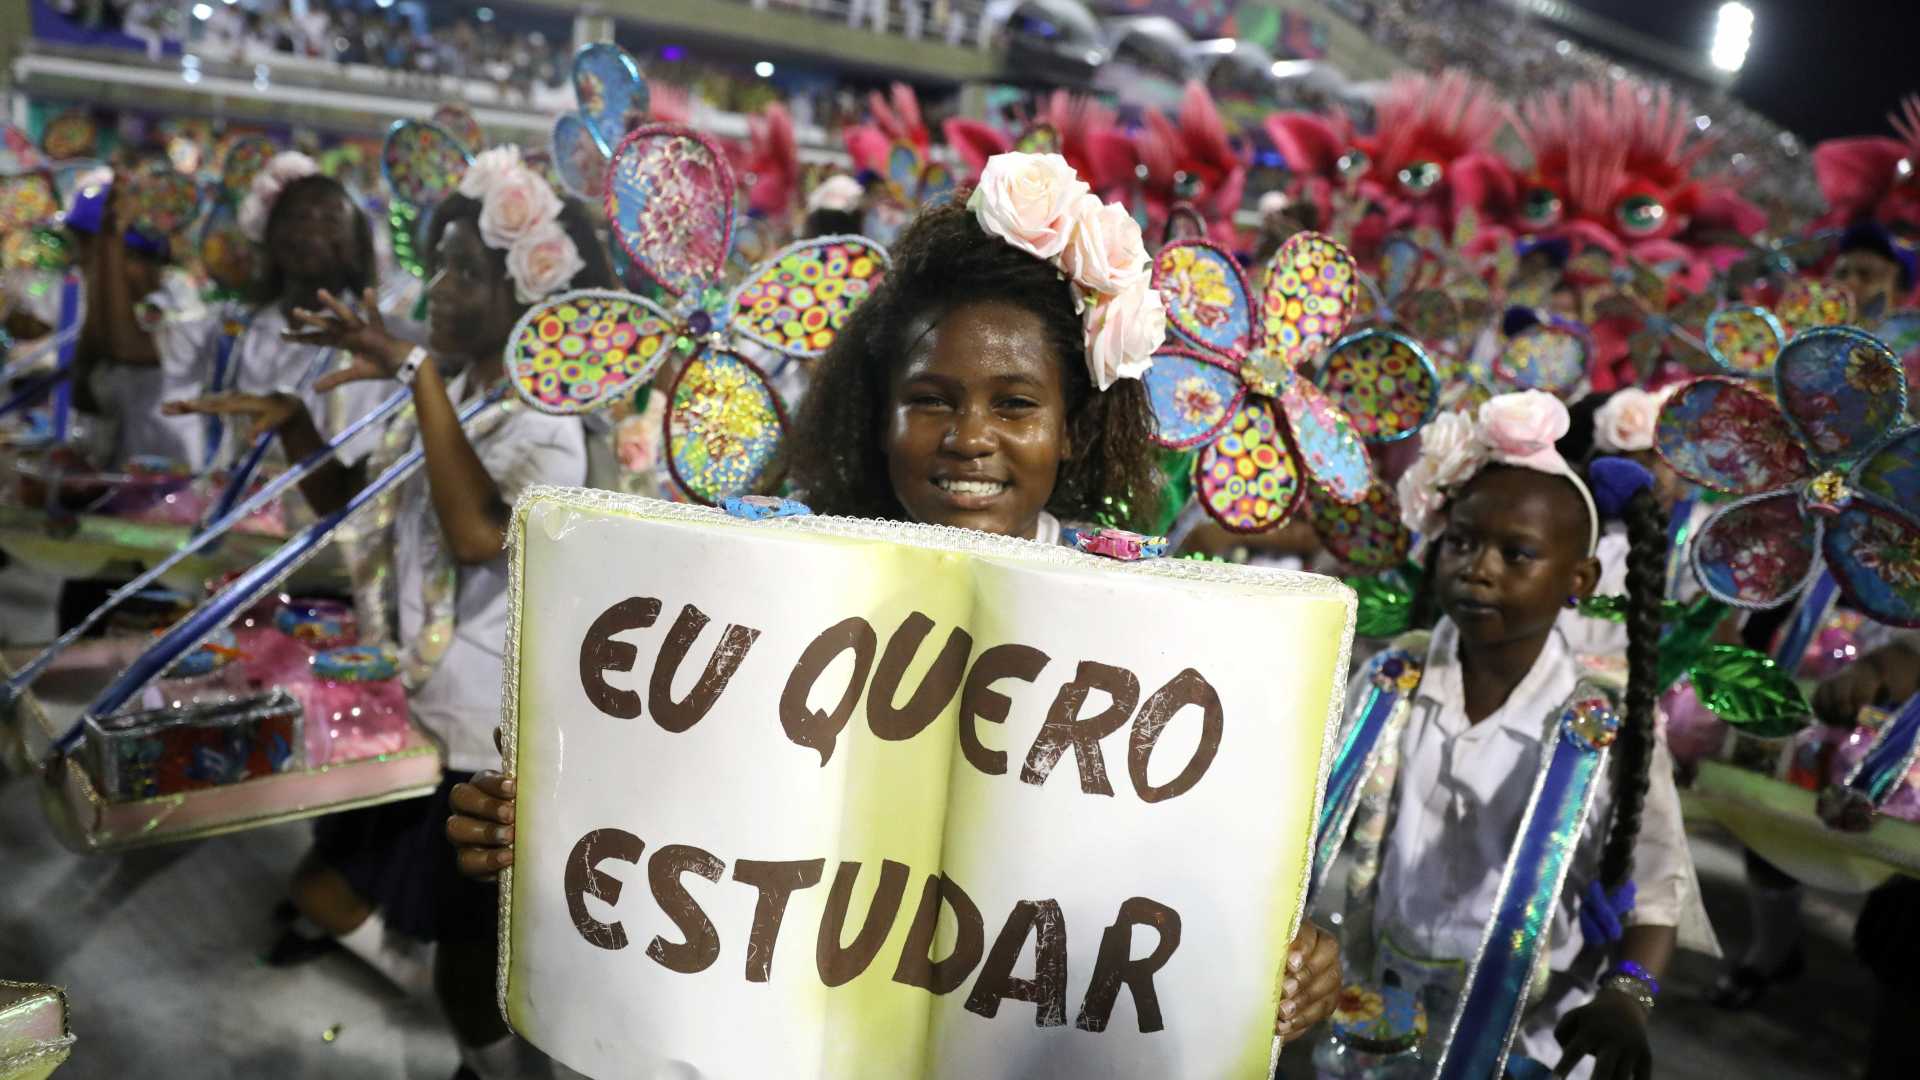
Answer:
[{"left": 1566, "top": 0, "right": 1920, "bottom": 141}]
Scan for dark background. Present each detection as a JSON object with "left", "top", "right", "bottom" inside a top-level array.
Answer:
[{"left": 1569, "top": 0, "right": 1920, "bottom": 141}]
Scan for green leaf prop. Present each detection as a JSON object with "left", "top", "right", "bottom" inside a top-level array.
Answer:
[
  {"left": 1577, "top": 595, "right": 1691, "bottom": 624},
  {"left": 1352, "top": 576, "right": 1415, "bottom": 639},
  {"left": 1687, "top": 644, "right": 1812, "bottom": 738},
  {"left": 1655, "top": 596, "right": 1730, "bottom": 693}
]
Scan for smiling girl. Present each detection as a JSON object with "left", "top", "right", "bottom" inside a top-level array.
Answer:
[
  {"left": 448, "top": 152, "right": 1346, "bottom": 1052},
  {"left": 166, "top": 146, "right": 614, "bottom": 1080}
]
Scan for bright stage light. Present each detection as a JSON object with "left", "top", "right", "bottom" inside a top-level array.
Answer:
[
  {"left": 1711, "top": 2, "right": 1753, "bottom": 73},
  {"left": 754, "top": 61, "right": 775, "bottom": 78}
]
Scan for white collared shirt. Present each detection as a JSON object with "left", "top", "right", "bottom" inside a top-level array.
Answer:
[{"left": 1359, "top": 617, "right": 1695, "bottom": 1066}]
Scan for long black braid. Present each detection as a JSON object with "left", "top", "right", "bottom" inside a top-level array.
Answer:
[{"left": 1599, "top": 479, "right": 1668, "bottom": 890}]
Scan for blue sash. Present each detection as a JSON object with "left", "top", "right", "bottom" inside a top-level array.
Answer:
[
  {"left": 1768, "top": 569, "right": 1839, "bottom": 677},
  {"left": 1431, "top": 686, "right": 1619, "bottom": 1080},
  {"left": 1312, "top": 647, "right": 1422, "bottom": 898},
  {"left": 1841, "top": 693, "right": 1920, "bottom": 809}
]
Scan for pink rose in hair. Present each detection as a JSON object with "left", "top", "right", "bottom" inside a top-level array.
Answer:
[
  {"left": 1593, "top": 387, "right": 1659, "bottom": 453},
  {"left": 1084, "top": 279, "right": 1165, "bottom": 391},
  {"left": 1395, "top": 408, "right": 1488, "bottom": 536},
  {"left": 1478, "top": 390, "right": 1570, "bottom": 464},
  {"left": 1059, "top": 193, "right": 1149, "bottom": 300},
  {"left": 506, "top": 221, "right": 584, "bottom": 303},
  {"left": 967, "top": 152, "right": 1089, "bottom": 261},
  {"left": 458, "top": 146, "right": 523, "bottom": 201},
  {"left": 478, "top": 168, "right": 562, "bottom": 250}
]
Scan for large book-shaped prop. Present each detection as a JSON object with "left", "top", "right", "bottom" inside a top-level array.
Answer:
[{"left": 499, "top": 489, "right": 1355, "bottom": 1079}]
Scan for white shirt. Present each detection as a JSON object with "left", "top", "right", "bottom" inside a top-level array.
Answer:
[
  {"left": 146, "top": 292, "right": 390, "bottom": 472},
  {"left": 392, "top": 374, "right": 587, "bottom": 773},
  {"left": 1361, "top": 618, "right": 1695, "bottom": 1069}
]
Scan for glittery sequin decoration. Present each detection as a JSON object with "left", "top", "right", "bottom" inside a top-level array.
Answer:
[
  {"left": 1691, "top": 492, "right": 1820, "bottom": 609},
  {"left": 1317, "top": 329, "right": 1438, "bottom": 444},
  {"left": 41, "top": 111, "right": 96, "bottom": 161},
  {"left": 1774, "top": 327, "right": 1906, "bottom": 467},
  {"left": 431, "top": 103, "right": 486, "bottom": 155},
  {"left": 726, "top": 237, "right": 885, "bottom": 358},
  {"left": 553, "top": 113, "right": 610, "bottom": 201},
  {"left": 1495, "top": 318, "right": 1588, "bottom": 398},
  {"left": 1279, "top": 377, "right": 1372, "bottom": 504},
  {"left": 1400, "top": 288, "right": 1461, "bottom": 349},
  {"left": 1310, "top": 482, "right": 1412, "bottom": 569},
  {"left": 127, "top": 163, "right": 199, "bottom": 237},
  {"left": 573, "top": 44, "right": 648, "bottom": 154},
  {"left": 1655, "top": 377, "right": 1812, "bottom": 495},
  {"left": 1193, "top": 398, "right": 1304, "bottom": 533},
  {"left": 606, "top": 125, "right": 735, "bottom": 299},
  {"left": 1706, "top": 306, "right": 1784, "bottom": 377},
  {"left": 198, "top": 202, "right": 254, "bottom": 293},
  {"left": 1777, "top": 278, "right": 1855, "bottom": 334},
  {"left": 1824, "top": 502, "right": 1920, "bottom": 628},
  {"left": 381, "top": 120, "right": 470, "bottom": 208},
  {"left": 1261, "top": 231, "right": 1358, "bottom": 373},
  {"left": 0, "top": 173, "right": 58, "bottom": 232},
  {"left": 666, "top": 350, "right": 786, "bottom": 505},
  {"left": 1875, "top": 310, "right": 1920, "bottom": 420},
  {"left": 1142, "top": 348, "right": 1243, "bottom": 449},
  {"left": 1154, "top": 240, "right": 1253, "bottom": 356},
  {"left": 506, "top": 290, "right": 674, "bottom": 414},
  {"left": 217, "top": 135, "right": 278, "bottom": 197}
]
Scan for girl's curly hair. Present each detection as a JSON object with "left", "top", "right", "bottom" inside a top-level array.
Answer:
[{"left": 788, "top": 199, "right": 1162, "bottom": 530}]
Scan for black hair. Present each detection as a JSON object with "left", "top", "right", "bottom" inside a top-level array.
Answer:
[
  {"left": 1560, "top": 390, "right": 1608, "bottom": 466},
  {"left": 803, "top": 207, "right": 863, "bottom": 240},
  {"left": 788, "top": 198, "right": 1163, "bottom": 530},
  {"left": 1598, "top": 472, "right": 1667, "bottom": 891},
  {"left": 251, "top": 173, "right": 376, "bottom": 306},
  {"left": 422, "top": 190, "right": 617, "bottom": 297}
]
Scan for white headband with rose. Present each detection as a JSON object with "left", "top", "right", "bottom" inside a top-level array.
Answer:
[
  {"left": 455, "top": 146, "right": 587, "bottom": 304},
  {"left": 967, "top": 152, "right": 1165, "bottom": 391},
  {"left": 1395, "top": 390, "right": 1601, "bottom": 555}
]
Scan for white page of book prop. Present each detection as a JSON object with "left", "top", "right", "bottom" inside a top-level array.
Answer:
[{"left": 499, "top": 489, "right": 1355, "bottom": 1079}]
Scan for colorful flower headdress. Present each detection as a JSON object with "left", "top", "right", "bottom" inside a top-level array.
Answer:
[
  {"left": 966, "top": 151, "right": 1165, "bottom": 393},
  {"left": 502, "top": 124, "right": 889, "bottom": 506},
  {"left": 1143, "top": 226, "right": 1427, "bottom": 555},
  {"left": 1395, "top": 389, "right": 1600, "bottom": 555},
  {"left": 552, "top": 43, "right": 650, "bottom": 202},
  {"left": 456, "top": 146, "right": 585, "bottom": 304},
  {"left": 1655, "top": 326, "right": 1919, "bottom": 626}
]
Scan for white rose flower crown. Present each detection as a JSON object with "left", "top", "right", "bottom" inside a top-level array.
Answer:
[{"left": 966, "top": 152, "right": 1166, "bottom": 392}]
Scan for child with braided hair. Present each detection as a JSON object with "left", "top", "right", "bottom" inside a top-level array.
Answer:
[{"left": 1327, "top": 390, "right": 1705, "bottom": 1079}]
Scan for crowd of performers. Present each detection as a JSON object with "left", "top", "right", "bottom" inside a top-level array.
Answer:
[{"left": 3, "top": 49, "right": 1920, "bottom": 1080}]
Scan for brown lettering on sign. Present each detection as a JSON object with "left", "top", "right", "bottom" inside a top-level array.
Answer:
[
  {"left": 563, "top": 828, "right": 647, "bottom": 951},
  {"left": 1127, "top": 669, "right": 1225, "bottom": 804},
  {"left": 644, "top": 844, "right": 725, "bottom": 973},
  {"left": 867, "top": 612, "right": 973, "bottom": 741},
  {"left": 957, "top": 643, "right": 1049, "bottom": 776},
  {"left": 1075, "top": 896, "right": 1183, "bottom": 1033},
  {"left": 732, "top": 858, "right": 826, "bottom": 983},
  {"left": 891, "top": 873, "right": 986, "bottom": 994},
  {"left": 1020, "top": 662, "right": 1140, "bottom": 796},
  {"left": 964, "top": 899, "right": 1070, "bottom": 1026},
  {"left": 815, "top": 859, "right": 910, "bottom": 987},
  {"left": 649, "top": 604, "right": 762, "bottom": 734},
  {"left": 779, "top": 617, "right": 878, "bottom": 765},
  {"left": 578, "top": 598, "right": 662, "bottom": 719}
]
